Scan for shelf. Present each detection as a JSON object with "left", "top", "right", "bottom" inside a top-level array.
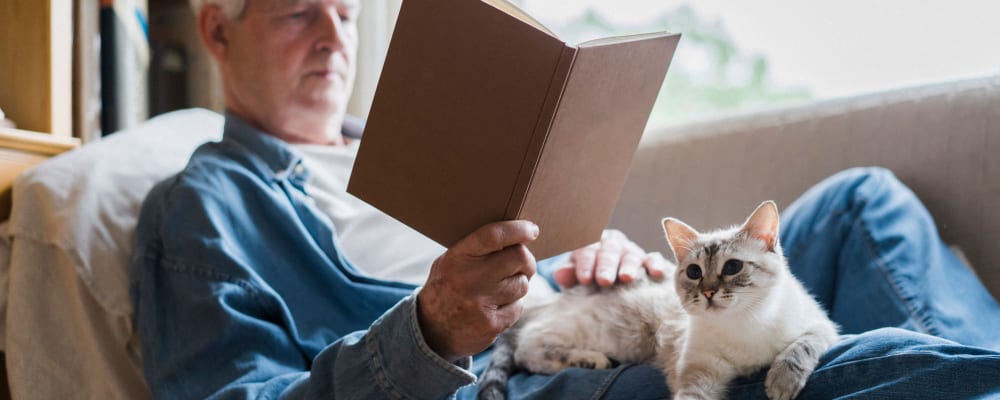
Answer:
[
  {"left": 0, "top": 0, "right": 74, "bottom": 137},
  {"left": 0, "top": 127, "right": 80, "bottom": 156}
]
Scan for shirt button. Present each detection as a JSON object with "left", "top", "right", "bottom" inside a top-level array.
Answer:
[{"left": 294, "top": 164, "right": 305, "bottom": 175}]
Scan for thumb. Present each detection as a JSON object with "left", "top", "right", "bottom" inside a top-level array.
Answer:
[{"left": 457, "top": 220, "right": 540, "bottom": 256}]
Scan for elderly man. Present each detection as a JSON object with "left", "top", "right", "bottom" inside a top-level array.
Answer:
[
  {"left": 131, "top": 0, "right": 1000, "bottom": 399},
  {"left": 132, "top": 0, "right": 670, "bottom": 397}
]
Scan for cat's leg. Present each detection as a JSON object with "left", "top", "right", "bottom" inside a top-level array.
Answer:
[
  {"left": 515, "top": 344, "right": 612, "bottom": 374},
  {"left": 765, "top": 332, "right": 836, "bottom": 400},
  {"left": 655, "top": 320, "right": 686, "bottom": 394},
  {"left": 563, "top": 348, "right": 613, "bottom": 369},
  {"left": 671, "top": 355, "right": 735, "bottom": 400}
]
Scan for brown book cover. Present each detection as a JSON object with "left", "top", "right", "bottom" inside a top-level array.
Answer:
[{"left": 348, "top": 0, "right": 681, "bottom": 259}]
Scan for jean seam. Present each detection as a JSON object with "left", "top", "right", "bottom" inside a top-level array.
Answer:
[
  {"left": 405, "top": 294, "right": 478, "bottom": 381},
  {"left": 364, "top": 331, "right": 414, "bottom": 400},
  {"left": 783, "top": 186, "right": 854, "bottom": 274},
  {"left": 591, "top": 364, "right": 630, "bottom": 400},
  {"left": 784, "top": 207, "right": 849, "bottom": 311},
  {"left": 787, "top": 172, "right": 939, "bottom": 336},
  {"left": 851, "top": 189, "right": 939, "bottom": 337},
  {"left": 812, "top": 352, "right": 1000, "bottom": 377}
]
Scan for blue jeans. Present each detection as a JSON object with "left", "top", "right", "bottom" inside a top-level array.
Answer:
[{"left": 458, "top": 167, "right": 1000, "bottom": 399}]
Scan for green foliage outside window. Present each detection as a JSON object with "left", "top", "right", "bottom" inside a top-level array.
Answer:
[{"left": 549, "top": 6, "right": 814, "bottom": 127}]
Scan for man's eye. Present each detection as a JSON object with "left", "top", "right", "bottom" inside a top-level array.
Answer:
[{"left": 289, "top": 11, "right": 309, "bottom": 20}]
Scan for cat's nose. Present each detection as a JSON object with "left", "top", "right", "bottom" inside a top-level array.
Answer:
[{"left": 702, "top": 290, "right": 716, "bottom": 299}]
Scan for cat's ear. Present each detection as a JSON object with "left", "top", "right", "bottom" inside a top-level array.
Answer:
[
  {"left": 662, "top": 217, "right": 699, "bottom": 261},
  {"left": 741, "top": 201, "right": 780, "bottom": 252}
]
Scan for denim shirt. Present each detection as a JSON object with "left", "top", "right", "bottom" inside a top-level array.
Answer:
[{"left": 130, "top": 114, "right": 480, "bottom": 399}]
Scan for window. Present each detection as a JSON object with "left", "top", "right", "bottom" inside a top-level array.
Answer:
[
  {"left": 520, "top": 0, "right": 1000, "bottom": 127},
  {"left": 350, "top": 1, "right": 1000, "bottom": 128}
]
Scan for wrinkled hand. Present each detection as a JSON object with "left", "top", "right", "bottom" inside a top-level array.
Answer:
[
  {"left": 553, "top": 229, "right": 670, "bottom": 288},
  {"left": 417, "top": 220, "right": 539, "bottom": 363}
]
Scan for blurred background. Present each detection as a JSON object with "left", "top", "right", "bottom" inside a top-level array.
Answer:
[
  {"left": 2, "top": 0, "right": 998, "bottom": 142},
  {"left": 520, "top": 0, "right": 1000, "bottom": 127}
]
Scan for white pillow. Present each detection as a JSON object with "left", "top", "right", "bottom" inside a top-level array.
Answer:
[{"left": 7, "top": 108, "right": 224, "bottom": 316}]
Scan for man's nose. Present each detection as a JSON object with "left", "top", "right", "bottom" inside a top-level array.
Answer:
[{"left": 314, "top": 7, "right": 346, "bottom": 52}]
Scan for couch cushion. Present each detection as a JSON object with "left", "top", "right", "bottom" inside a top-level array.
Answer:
[{"left": 8, "top": 108, "right": 224, "bottom": 316}]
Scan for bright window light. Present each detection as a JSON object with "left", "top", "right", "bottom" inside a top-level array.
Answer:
[{"left": 521, "top": 0, "right": 1000, "bottom": 127}]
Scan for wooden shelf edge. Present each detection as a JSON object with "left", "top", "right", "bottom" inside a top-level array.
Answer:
[{"left": 0, "top": 127, "right": 80, "bottom": 156}]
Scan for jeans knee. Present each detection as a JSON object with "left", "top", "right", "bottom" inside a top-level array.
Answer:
[
  {"left": 826, "top": 328, "right": 954, "bottom": 363},
  {"left": 857, "top": 327, "right": 936, "bottom": 345},
  {"left": 823, "top": 167, "right": 914, "bottom": 209},
  {"left": 832, "top": 166, "right": 898, "bottom": 194}
]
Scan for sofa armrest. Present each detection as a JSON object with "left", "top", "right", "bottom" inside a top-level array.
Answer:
[{"left": 610, "top": 75, "right": 1000, "bottom": 298}]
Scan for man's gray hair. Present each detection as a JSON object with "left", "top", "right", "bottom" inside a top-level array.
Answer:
[{"left": 190, "top": 0, "right": 247, "bottom": 20}]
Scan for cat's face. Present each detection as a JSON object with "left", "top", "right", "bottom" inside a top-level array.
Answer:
[{"left": 662, "top": 201, "right": 787, "bottom": 318}]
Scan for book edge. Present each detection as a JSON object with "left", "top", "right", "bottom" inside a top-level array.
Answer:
[
  {"left": 503, "top": 45, "right": 579, "bottom": 221},
  {"left": 578, "top": 31, "right": 679, "bottom": 48},
  {"left": 480, "top": 0, "right": 557, "bottom": 37}
]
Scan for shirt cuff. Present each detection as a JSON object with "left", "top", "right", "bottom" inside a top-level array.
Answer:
[{"left": 365, "top": 293, "right": 476, "bottom": 399}]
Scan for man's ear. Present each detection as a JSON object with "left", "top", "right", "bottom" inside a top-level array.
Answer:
[{"left": 196, "top": 4, "right": 232, "bottom": 64}]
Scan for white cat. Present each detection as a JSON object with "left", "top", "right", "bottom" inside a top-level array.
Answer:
[
  {"left": 477, "top": 201, "right": 839, "bottom": 400},
  {"left": 663, "top": 201, "right": 839, "bottom": 400}
]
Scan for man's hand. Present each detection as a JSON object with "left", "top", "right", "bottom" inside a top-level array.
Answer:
[
  {"left": 416, "top": 220, "right": 539, "bottom": 363},
  {"left": 553, "top": 229, "right": 671, "bottom": 288}
]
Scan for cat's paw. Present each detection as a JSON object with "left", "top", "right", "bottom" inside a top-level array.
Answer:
[
  {"left": 671, "top": 390, "right": 715, "bottom": 400},
  {"left": 764, "top": 359, "right": 810, "bottom": 400},
  {"left": 566, "top": 350, "right": 612, "bottom": 370},
  {"left": 520, "top": 347, "right": 611, "bottom": 374}
]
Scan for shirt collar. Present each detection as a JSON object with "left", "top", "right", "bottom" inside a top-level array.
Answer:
[{"left": 222, "top": 112, "right": 304, "bottom": 181}]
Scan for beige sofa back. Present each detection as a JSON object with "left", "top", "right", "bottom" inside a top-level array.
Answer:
[{"left": 611, "top": 75, "right": 1000, "bottom": 299}]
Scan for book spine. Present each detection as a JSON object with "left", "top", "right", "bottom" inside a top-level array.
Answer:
[{"left": 503, "top": 45, "right": 578, "bottom": 220}]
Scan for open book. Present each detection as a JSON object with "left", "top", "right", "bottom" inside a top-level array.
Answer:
[{"left": 348, "top": 0, "right": 681, "bottom": 259}]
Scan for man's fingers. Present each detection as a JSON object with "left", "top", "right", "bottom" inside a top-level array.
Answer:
[
  {"left": 553, "top": 264, "right": 579, "bottom": 288},
  {"left": 562, "top": 230, "right": 665, "bottom": 288},
  {"left": 572, "top": 244, "right": 599, "bottom": 285},
  {"left": 491, "top": 273, "right": 531, "bottom": 306},
  {"left": 594, "top": 239, "right": 623, "bottom": 287},
  {"left": 491, "top": 243, "right": 537, "bottom": 280},
  {"left": 617, "top": 252, "right": 644, "bottom": 283},
  {"left": 460, "top": 220, "right": 540, "bottom": 257},
  {"left": 617, "top": 239, "right": 650, "bottom": 282},
  {"left": 601, "top": 229, "right": 626, "bottom": 241},
  {"left": 644, "top": 252, "right": 672, "bottom": 280},
  {"left": 623, "top": 238, "right": 645, "bottom": 257}
]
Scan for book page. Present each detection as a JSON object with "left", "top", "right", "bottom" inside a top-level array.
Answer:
[
  {"left": 514, "top": 32, "right": 680, "bottom": 258},
  {"left": 349, "top": 0, "right": 569, "bottom": 252},
  {"left": 578, "top": 31, "right": 675, "bottom": 48},
  {"left": 481, "top": 0, "right": 556, "bottom": 37}
]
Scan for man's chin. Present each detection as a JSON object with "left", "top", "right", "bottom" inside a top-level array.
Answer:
[{"left": 290, "top": 94, "right": 347, "bottom": 118}]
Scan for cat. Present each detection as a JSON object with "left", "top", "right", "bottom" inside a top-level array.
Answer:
[
  {"left": 477, "top": 263, "right": 686, "bottom": 400},
  {"left": 478, "top": 201, "right": 839, "bottom": 400},
  {"left": 662, "top": 201, "right": 839, "bottom": 400}
]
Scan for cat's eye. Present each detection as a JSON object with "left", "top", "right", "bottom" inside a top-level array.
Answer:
[
  {"left": 686, "top": 264, "right": 702, "bottom": 280},
  {"left": 722, "top": 259, "right": 744, "bottom": 275}
]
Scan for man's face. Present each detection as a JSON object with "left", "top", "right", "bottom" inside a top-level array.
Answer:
[{"left": 222, "top": 0, "right": 360, "bottom": 142}]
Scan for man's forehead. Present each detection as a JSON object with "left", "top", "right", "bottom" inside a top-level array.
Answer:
[{"left": 256, "top": 0, "right": 360, "bottom": 11}]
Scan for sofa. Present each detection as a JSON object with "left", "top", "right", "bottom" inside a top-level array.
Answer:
[
  {"left": 612, "top": 74, "right": 1000, "bottom": 299},
  {"left": 0, "top": 74, "right": 997, "bottom": 399}
]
